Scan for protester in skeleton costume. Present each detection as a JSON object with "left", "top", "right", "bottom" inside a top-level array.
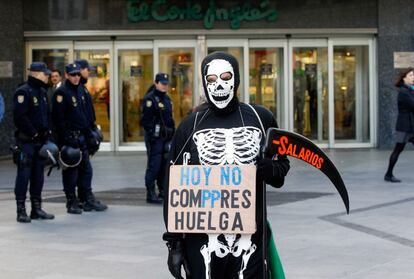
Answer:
[{"left": 163, "top": 52, "right": 290, "bottom": 279}]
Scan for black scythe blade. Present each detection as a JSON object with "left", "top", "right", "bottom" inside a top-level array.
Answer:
[{"left": 264, "top": 128, "right": 349, "bottom": 214}]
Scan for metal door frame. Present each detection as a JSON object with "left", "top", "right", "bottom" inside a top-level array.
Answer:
[
  {"left": 114, "top": 41, "right": 153, "bottom": 151},
  {"left": 74, "top": 41, "right": 114, "bottom": 151}
]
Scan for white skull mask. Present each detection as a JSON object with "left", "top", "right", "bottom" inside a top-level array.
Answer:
[{"left": 204, "top": 59, "right": 235, "bottom": 109}]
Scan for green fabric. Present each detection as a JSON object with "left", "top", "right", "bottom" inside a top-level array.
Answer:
[{"left": 268, "top": 221, "right": 286, "bottom": 279}]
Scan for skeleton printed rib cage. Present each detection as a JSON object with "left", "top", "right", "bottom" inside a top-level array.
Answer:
[{"left": 191, "top": 126, "right": 263, "bottom": 279}]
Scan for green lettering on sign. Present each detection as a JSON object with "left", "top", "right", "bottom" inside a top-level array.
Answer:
[{"left": 127, "top": 0, "right": 278, "bottom": 29}]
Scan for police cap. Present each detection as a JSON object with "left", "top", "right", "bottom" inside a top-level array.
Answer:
[
  {"left": 28, "top": 62, "right": 51, "bottom": 75},
  {"left": 65, "top": 63, "right": 81, "bottom": 74},
  {"left": 74, "top": 59, "right": 90, "bottom": 70},
  {"left": 155, "top": 73, "right": 169, "bottom": 85}
]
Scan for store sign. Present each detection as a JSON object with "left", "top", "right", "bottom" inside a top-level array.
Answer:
[
  {"left": 130, "top": 65, "right": 142, "bottom": 77},
  {"left": 394, "top": 52, "right": 414, "bottom": 68},
  {"left": 127, "top": 0, "right": 278, "bottom": 29},
  {"left": 167, "top": 165, "right": 256, "bottom": 234},
  {"left": 0, "top": 61, "right": 13, "bottom": 78},
  {"left": 260, "top": 63, "right": 273, "bottom": 75}
]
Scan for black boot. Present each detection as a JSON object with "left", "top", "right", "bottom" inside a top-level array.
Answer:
[
  {"left": 65, "top": 193, "right": 82, "bottom": 214},
  {"left": 83, "top": 192, "right": 108, "bottom": 212},
  {"left": 146, "top": 185, "right": 162, "bottom": 204},
  {"left": 30, "top": 197, "right": 55, "bottom": 220},
  {"left": 77, "top": 187, "right": 85, "bottom": 209},
  {"left": 16, "top": 200, "right": 31, "bottom": 223},
  {"left": 384, "top": 174, "right": 401, "bottom": 183}
]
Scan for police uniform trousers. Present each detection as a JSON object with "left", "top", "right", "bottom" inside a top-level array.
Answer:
[
  {"left": 15, "top": 142, "right": 45, "bottom": 201},
  {"left": 62, "top": 135, "right": 93, "bottom": 195},
  {"left": 183, "top": 233, "right": 263, "bottom": 279},
  {"left": 144, "top": 134, "right": 167, "bottom": 192}
]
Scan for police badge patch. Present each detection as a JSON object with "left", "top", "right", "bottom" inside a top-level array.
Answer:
[
  {"left": 146, "top": 100, "right": 152, "bottom": 107},
  {"left": 17, "top": 95, "right": 24, "bottom": 103},
  {"left": 33, "top": 97, "right": 38, "bottom": 105},
  {"left": 72, "top": 96, "right": 78, "bottom": 107},
  {"left": 56, "top": 95, "right": 63, "bottom": 103},
  {"left": 158, "top": 102, "right": 165, "bottom": 108}
]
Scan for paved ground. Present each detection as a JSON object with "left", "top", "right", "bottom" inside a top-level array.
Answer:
[{"left": 0, "top": 149, "right": 413, "bottom": 279}]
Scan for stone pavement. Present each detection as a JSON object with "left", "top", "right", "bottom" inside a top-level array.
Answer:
[{"left": 0, "top": 149, "right": 413, "bottom": 279}]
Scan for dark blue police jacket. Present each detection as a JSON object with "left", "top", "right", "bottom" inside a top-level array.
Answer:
[
  {"left": 79, "top": 78, "right": 97, "bottom": 129},
  {"left": 52, "top": 80, "right": 92, "bottom": 143},
  {"left": 13, "top": 76, "right": 50, "bottom": 139},
  {"left": 141, "top": 88, "right": 175, "bottom": 139}
]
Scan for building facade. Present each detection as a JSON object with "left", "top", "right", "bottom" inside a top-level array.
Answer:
[{"left": 0, "top": 0, "right": 411, "bottom": 155}]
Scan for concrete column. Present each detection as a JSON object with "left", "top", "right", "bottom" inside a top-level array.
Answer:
[{"left": 0, "top": 1, "right": 24, "bottom": 156}]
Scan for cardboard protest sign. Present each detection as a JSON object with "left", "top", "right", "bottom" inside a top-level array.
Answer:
[
  {"left": 264, "top": 128, "right": 349, "bottom": 213},
  {"left": 168, "top": 164, "right": 256, "bottom": 234}
]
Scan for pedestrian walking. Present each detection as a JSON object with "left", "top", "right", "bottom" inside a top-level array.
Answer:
[
  {"left": 141, "top": 73, "right": 175, "bottom": 204},
  {"left": 384, "top": 68, "right": 414, "bottom": 182},
  {"left": 12, "top": 62, "right": 56, "bottom": 223}
]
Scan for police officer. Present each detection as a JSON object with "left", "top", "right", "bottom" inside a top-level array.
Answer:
[
  {"left": 74, "top": 59, "right": 102, "bottom": 204},
  {"left": 52, "top": 63, "right": 107, "bottom": 214},
  {"left": 13, "top": 62, "right": 55, "bottom": 223},
  {"left": 141, "top": 73, "right": 175, "bottom": 204}
]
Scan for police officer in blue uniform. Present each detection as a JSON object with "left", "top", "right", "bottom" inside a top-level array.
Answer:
[
  {"left": 13, "top": 62, "right": 55, "bottom": 223},
  {"left": 74, "top": 59, "right": 102, "bottom": 204},
  {"left": 141, "top": 73, "right": 175, "bottom": 204},
  {"left": 52, "top": 63, "right": 108, "bottom": 214}
]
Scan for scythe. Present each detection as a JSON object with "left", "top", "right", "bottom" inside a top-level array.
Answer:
[
  {"left": 263, "top": 128, "right": 349, "bottom": 213},
  {"left": 262, "top": 128, "right": 350, "bottom": 279}
]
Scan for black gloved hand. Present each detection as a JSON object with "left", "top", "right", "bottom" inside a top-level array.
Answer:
[
  {"left": 257, "top": 157, "right": 280, "bottom": 182},
  {"left": 166, "top": 241, "right": 191, "bottom": 279}
]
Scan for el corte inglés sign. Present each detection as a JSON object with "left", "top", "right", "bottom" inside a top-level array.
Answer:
[{"left": 127, "top": 0, "right": 278, "bottom": 29}]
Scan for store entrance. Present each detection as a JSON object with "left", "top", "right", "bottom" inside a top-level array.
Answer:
[{"left": 25, "top": 37, "right": 375, "bottom": 150}]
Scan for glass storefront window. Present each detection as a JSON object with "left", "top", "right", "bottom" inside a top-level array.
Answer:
[
  {"left": 32, "top": 49, "right": 69, "bottom": 76},
  {"left": 292, "top": 47, "right": 328, "bottom": 142},
  {"left": 334, "top": 46, "right": 370, "bottom": 142},
  {"left": 208, "top": 47, "right": 244, "bottom": 100},
  {"left": 118, "top": 49, "right": 153, "bottom": 143},
  {"left": 249, "top": 48, "right": 283, "bottom": 120},
  {"left": 159, "top": 48, "right": 194, "bottom": 123},
  {"left": 75, "top": 49, "right": 110, "bottom": 142}
]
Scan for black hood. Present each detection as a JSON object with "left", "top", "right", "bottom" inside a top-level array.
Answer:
[{"left": 201, "top": 52, "right": 240, "bottom": 115}]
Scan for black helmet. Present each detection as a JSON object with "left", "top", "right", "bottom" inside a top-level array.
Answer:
[
  {"left": 88, "top": 127, "right": 103, "bottom": 156},
  {"left": 59, "top": 146, "right": 82, "bottom": 168},
  {"left": 38, "top": 141, "right": 59, "bottom": 166}
]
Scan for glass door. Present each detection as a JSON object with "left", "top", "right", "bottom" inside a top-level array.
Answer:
[
  {"left": 289, "top": 40, "right": 328, "bottom": 144},
  {"left": 249, "top": 40, "right": 287, "bottom": 128},
  {"left": 115, "top": 42, "right": 154, "bottom": 149},
  {"left": 156, "top": 40, "right": 197, "bottom": 124},
  {"left": 74, "top": 42, "right": 113, "bottom": 150},
  {"left": 332, "top": 42, "right": 371, "bottom": 144},
  {"left": 26, "top": 41, "right": 72, "bottom": 79}
]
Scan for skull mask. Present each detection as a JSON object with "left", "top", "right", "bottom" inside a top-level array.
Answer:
[
  {"left": 204, "top": 59, "right": 235, "bottom": 109},
  {"left": 201, "top": 52, "right": 240, "bottom": 113}
]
